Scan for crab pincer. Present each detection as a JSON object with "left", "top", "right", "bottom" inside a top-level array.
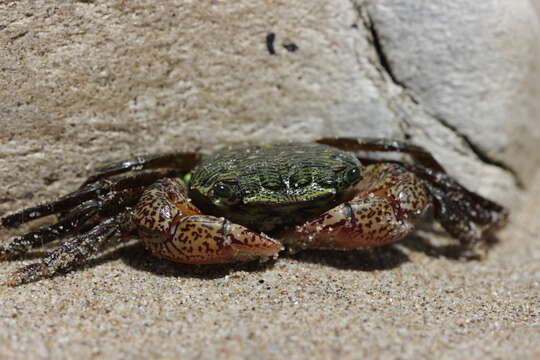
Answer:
[
  {"left": 280, "top": 163, "right": 431, "bottom": 250},
  {"left": 133, "top": 178, "right": 282, "bottom": 264}
]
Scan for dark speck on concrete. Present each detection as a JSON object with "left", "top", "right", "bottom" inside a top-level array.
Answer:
[
  {"left": 266, "top": 33, "right": 276, "bottom": 55},
  {"left": 283, "top": 43, "right": 298, "bottom": 52}
]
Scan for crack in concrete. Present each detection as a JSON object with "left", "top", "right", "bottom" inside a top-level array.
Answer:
[
  {"left": 351, "top": 3, "right": 416, "bottom": 139},
  {"left": 354, "top": 1, "right": 523, "bottom": 188},
  {"left": 362, "top": 11, "right": 406, "bottom": 92},
  {"left": 431, "top": 114, "right": 524, "bottom": 188}
]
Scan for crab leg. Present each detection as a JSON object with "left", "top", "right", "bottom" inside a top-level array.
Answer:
[
  {"left": 1, "top": 170, "right": 175, "bottom": 228},
  {"left": 2, "top": 183, "right": 105, "bottom": 228},
  {"left": 279, "top": 163, "right": 431, "bottom": 250},
  {"left": 0, "top": 186, "right": 148, "bottom": 259},
  {"left": 405, "top": 163, "right": 508, "bottom": 250},
  {"left": 0, "top": 200, "right": 100, "bottom": 259},
  {"left": 317, "top": 137, "right": 445, "bottom": 172},
  {"left": 133, "top": 178, "right": 282, "bottom": 264},
  {"left": 83, "top": 152, "right": 202, "bottom": 184},
  {"left": 5, "top": 214, "right": 128, "bottom": 286}
]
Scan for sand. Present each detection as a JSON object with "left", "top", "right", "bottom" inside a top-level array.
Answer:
[{"left": 1, "top": 179, "right": 539, "bottom": 360}]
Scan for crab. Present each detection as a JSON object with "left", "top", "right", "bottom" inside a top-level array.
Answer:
[{"left": 0, "top": 138, "right": 508, "bottom": 286}]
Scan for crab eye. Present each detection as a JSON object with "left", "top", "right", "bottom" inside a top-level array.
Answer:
[
  {"left": 344, "top": 167, "right": 361, "bottom": 184},
  {"left": 213, "top": 183, "right": 235, "bottom": 199}
]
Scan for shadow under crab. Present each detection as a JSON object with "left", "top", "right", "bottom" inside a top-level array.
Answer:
[{"left": 0, "top": 138, "right": 508, "bottom": 286}]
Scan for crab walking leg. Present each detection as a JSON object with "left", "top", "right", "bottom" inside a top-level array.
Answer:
[
  {"left": 0, "top": 200, "right": 100, "bottom": 259},
  {"left": 5, "top": 214, "right": 127, "bottom": 286},
  {"left": 280, "top": 163, "right": 431, "bottom": 250},
  {"left": 83, "top": 152, "right": 202, "bottom": 184},
  {"left": 1, "top": 187, "right": 147, "bottom": 259},
  {"left": 405, "top": 163, "right": 508, "bottom": 252},
  {"left": 133, "top": 178, "right": 282, "bottom": 264},
  {"left": 317, "top": 137, "right": 445, "bottom": 172},
  {"left": 1, "top": 183, "right": 106, "bottom": 228},
  {"left": 1, "top": 170, "right": 175, "bottom": 228}
]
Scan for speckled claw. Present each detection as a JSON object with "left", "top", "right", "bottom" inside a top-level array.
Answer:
[
  {"left": 280, "top": 198, "right": 414, "bottom": 250},
  {"left": 280, "top": 163, "right": 430, "bottom": 250},
  {"left": 144, "top": 215, "right": 282, "bottom": 264},
  {"left": 134, "top": 178, "right": 282, "bottom": 264}
]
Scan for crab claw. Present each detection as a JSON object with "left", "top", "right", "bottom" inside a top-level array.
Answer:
[
  {"left": 279, "top": 163, "right": 431, "bottom": 251},
  {"left": 133, "top": 178, "right": 282, "bottom": 264},
  {"left": 143, "top": 215, "right": 282, "bottom": 264}
]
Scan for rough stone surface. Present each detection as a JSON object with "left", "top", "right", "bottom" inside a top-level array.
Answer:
[
  {"left": 1, "top": 1, "right": 539, "bottom": 359},
  {"left": 367, "top": 0, "right": 540, "bottom": 187}
]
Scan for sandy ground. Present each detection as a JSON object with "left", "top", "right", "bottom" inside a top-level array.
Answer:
[{"left": 0, "top": 177, "right": 539, "bottom": 360}]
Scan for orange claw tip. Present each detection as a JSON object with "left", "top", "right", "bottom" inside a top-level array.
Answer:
[
  {"left": 229, "top": 239, "right": 283, "bottom": 262},
  {"left": 226, "top": 226, "right": 283, "bottom": 260}
]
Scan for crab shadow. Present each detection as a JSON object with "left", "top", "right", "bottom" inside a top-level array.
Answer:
[
  {"left": 286, "top": 245, "right": 410, "bottom": 271},
  {"left": 283, "top": 230, "right": 498, "bottom": 270},
  {"left": 113, "top": 241, "right": 414, "bottom": 278},
  {"left": 92, "top": 230, "right": 500, "bottom": 280},
  {"left": 399, "top": 230, "right": 501, "bottom": 260},
  {"left": 113, "top": 242, "right": 278, "bottom": 280},
  {"left": 4, "top": 230, "right": 501, "bottom": 285},
  {"left": 12, "top": 242, "right": 409, "bottom": 282},
  {"left": 116, "top": 242, "right": 411, "bottom": 278}
]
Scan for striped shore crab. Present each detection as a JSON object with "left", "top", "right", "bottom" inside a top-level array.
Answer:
[{"left": 0, "top": 138, "right": 507, "bottom": 286}]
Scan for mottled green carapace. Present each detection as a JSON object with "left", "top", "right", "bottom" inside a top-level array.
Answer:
[{"left": 189, "top": 143, "right": 362, "bottom": 232}]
